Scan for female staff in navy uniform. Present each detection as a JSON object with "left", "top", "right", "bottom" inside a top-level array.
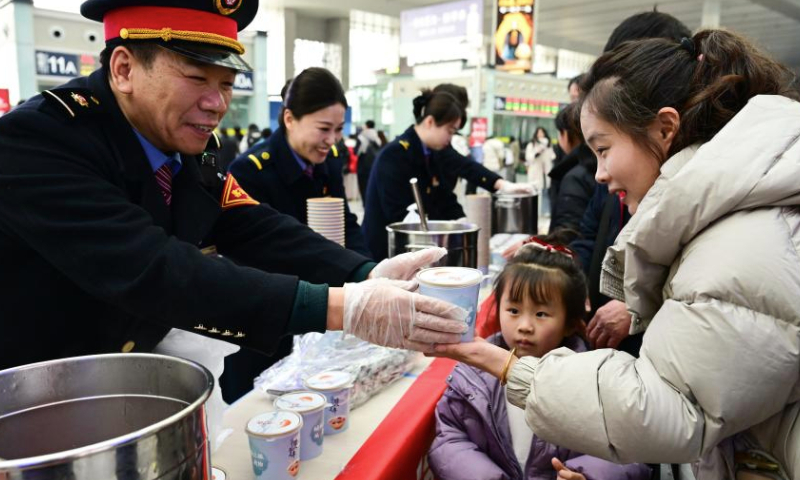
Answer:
[
  {"left": 362, "top": 86, "right": 532, "bottom": 260},
  {"left": 229, "top": 68, "right": 370, "bottom": 257},
  {"left": 0, "top": 0, "right": 468, "bottom": 373}
]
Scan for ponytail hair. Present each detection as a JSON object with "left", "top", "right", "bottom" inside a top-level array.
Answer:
[
  {"left": 279, "top": 67, "right": 347, "bottom": 129},
  {"left": 494, "top": 232, "right": 588, "bottom": 332},
  {"left": 413, "top": 87, "right": 465, "bottom": 128},
  {"left": 581, "top": 29, "right": 800, "bottom": 163}
]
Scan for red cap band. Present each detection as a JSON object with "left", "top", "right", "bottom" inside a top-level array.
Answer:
[{"left": 103, "top": 6, "right": 238, "bottom": 43}]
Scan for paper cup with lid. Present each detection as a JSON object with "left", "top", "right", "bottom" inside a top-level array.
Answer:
[
  {"left": 274, "top": 391, "right": 326, "bottom": 460},
  {"left": 416, "top": 267, "right": 483, "bottom": 342},
  {"left": 246, "top": 411, "right": 303, "bottom": 480},
  {"left": 303, "top": 371, "right": 354, "bottom": 435},
  {"left": 211, "top": 467, "right": 227, "bottom": 480}
]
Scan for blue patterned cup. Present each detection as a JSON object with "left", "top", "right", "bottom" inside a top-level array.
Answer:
[
  {"left": 274, "top": 392, "right": 326, "bottom": 460},
  {"left": 417, "top": 267, "right": 483, "bottom": 342},
  {"left": 246, "top": 411, "right": 303, "bottom": 480},
  {"left": 304, "top": 371, "right": 354, "bottom": 435}
]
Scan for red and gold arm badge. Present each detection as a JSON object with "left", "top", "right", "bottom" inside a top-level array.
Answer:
[{"left": 220, "top": 174, "right": 260, "bottom": 210}]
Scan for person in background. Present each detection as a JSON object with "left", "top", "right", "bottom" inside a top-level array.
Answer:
[
  {"left": 240, "top": 123, "right": 261, "bottom": 151},
  {"left": 436, "top": 29, "right": 800, "bottom": 479},
  {"left": 481, "top": 136, "right": 506, "bottom": 174},
  {"left": 217, "top": 128, "right": 241, "bottom": 172},
  {"left": 507, "top": 136, "right": 521, "bottom": 181},
  {"left": 429, "top": 236, "right": 651, "bottom": 480},
  {"left": 377, "top": 130, "right": 388, "bottom": 147},
  {"left": 525, "top": 126, "right": 555, "bottom": 212},
  {"left": 363, "top": 86, "right": 530, "bottom": 260},
  {"left": 229, "top": 68, "right": 370, "bottom": 256},
  {"left": 547, "top": 103, "right": 596, "bottom": 239},
  {"left": 260, "top": 127, "right": 272, "bottom": 141},
  {"left": 567, "top": 74, "right": 584, "bottom": 103},
  {"left": 356, "top": 120, "right": 381, "bottom": 202}
]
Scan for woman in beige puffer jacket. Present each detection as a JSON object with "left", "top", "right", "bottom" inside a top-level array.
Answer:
[{"left": 435, "top": 30, "right": 800, "bottom": 480}]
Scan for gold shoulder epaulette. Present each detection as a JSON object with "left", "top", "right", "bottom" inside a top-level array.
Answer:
[
  {"left": 399, "top": 140, "right": 410, "bottom": 150},
  {"left": 248, "top": 150, "right": 271, "bottom": 170},
  {"left": 331, "top": 144, "right": 339, "bottom": 157},
  {"left": 42, "top": 88, "right": 100, "bottom": 119}
]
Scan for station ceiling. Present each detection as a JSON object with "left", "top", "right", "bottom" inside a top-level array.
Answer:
[{"left": 282, "top": 0, "right": 800, "bottom": 71}]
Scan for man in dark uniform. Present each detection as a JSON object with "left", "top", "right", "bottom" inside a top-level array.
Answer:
[
  {"left": 0, "top": 0, "right": 466, "bottom": 371},
  {"left": 230, "top": 130, "right": 371, "bottom": 257}
]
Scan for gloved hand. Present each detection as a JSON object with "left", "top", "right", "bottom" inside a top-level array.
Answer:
[
  {"left": 370, "top": 247, "right": 447, "bottom": 281},
  {"left": 343, "top": 278, "right": 468, "bottom": 352},
  {"left": 497, "top": 180, "right": 535, "bottom": 195}
]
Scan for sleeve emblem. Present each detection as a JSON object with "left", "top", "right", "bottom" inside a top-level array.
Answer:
[{"left": 220, "top": 174, "right": 260, "bottom": 210}]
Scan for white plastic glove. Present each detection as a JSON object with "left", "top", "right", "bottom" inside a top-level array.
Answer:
[
  {"left": 371, "top": 247, "right": 447, "bottom": 281},
  {"left": 497, "top": 180, "right": 535, "bottom": 195},
  {"left": 343, "top": 278, "right": 468, "bottom": 352}
]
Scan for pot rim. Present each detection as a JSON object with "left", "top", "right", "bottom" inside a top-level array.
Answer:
[
  {"left": 386, "top": 220, "right": 479, "bottom": 235},
  {"left": 0, "top": 353, "right": 213, "bottom": 471}
]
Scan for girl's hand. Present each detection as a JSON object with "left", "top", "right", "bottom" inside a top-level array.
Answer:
[
  {"left": 551, "top": 458, "right": 587, "bottom": 480},
  {"left": 430, "top": 338, "right": 513, "bottom": 379}
]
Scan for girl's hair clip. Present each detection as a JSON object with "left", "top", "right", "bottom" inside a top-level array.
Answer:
[{"left": 520, "top": 236, "right": 576, "bottom": 259}]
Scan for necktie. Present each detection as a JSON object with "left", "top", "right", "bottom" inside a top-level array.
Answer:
[{"left": 155, "top": 163, "right": 172, "bottom": 206}]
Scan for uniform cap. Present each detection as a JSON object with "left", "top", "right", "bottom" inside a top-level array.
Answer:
[{"left": 80, "top": 0, "right": 258, "bottom": 72}]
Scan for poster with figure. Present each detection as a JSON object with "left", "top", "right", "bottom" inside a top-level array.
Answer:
[{"left": 494, "top": 0, "right": 535, "bottom": 71}]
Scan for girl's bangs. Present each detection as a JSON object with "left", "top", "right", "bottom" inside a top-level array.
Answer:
[{"left": 505, "top": 264, "right": 567, "bottom": 308}]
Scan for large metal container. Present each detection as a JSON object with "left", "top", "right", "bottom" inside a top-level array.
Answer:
[
  {"left": 493, "top": 193, "right": 538, "bottom": 234},
  {"left": 387, "top": 221, "right": 479, "bottom": 268},
  {"left": 0, "top": 353, "right": 214, "bottom": 480}
]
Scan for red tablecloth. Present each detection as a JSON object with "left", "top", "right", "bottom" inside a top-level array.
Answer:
[{"left": 335, "top": 358, "right": 457, "bottom": 480}]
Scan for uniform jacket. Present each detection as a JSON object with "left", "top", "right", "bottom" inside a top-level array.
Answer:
[
  {"left": 430, "top": 334, "right": 651, "bottom": 480},
  {"left": 0, "top": 69, "right": 371, "bottom": 370},
  {"left": 505, "top": 96, "right": 800, "bottom": 479},
  {"left": 228, "top": 128, "right": 371, "bottom": 257},
  {"left": 363, "top": 126, "right": 498, "bottom": 260},
  {"left": 548, "top": 143, "right": 597, "bottom": 235}
]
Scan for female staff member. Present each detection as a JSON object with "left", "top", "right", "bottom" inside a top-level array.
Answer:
[
  {"left": 229, "top": 68, "right": 370, "bottom": 257},
  {"left": 362, "top": 86, "right": 530, "bottom": 260},
  {"left": 435, "top": 30, "right": 800, "bottom": 479}
]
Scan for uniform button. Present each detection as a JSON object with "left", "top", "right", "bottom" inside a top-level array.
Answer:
[
  {"left": 261, "top": 152, "right": 270, "bottom": 160},
  {"left": 121, "top": 341, "right": 135, "bottom": 353}
]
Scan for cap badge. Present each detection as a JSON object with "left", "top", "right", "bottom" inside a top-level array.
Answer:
[
  {"left": 71, "top": 92, "right": 89, "bottom": 108},
  {"left": 215, "top": 0, "right": 243, "bottom": 15}
]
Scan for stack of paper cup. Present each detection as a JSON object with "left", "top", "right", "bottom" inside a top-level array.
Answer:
[
  {"left": 307, "top": 197, "right": 345, "bottom": 247},
  {"left": 465, "top": 194, "right": 492, "bottom": 273}
]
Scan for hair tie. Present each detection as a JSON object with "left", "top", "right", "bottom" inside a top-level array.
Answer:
[{"left": 680, "top": 37, "right": 696, "bottom": 58}]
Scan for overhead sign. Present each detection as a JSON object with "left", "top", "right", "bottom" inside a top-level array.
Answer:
[
  {"left": 233, "top": 72, "right": 254, "bottom": 92},
  {"left": 35, "top": 50, "right": 98, "bottom": 78},
  {"left": 401, "top": 0, "right": 482, "bottom": 45},
  {"left": 400, "top": 0, "right": 482, "bottom": 65},
  {"left": 469, "top": 117, "right": 488, "bottom": 147},
  {"left": 494, "top": 96, "right": 559, "bottom": 117},
  {"left": 494, "top": 0, "right": 535, "bottom": 72}
]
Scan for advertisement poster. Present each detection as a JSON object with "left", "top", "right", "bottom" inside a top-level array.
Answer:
[
  {"left": 469, "top": 117, "right": 488, "bottom": 147},
  {"left": 0, "top": 89, "right": 10, "bottom": 116},
  {"left": 494, "top": 0, "right": 535, "bottom": 71}
]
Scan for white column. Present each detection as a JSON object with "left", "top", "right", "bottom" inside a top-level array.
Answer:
[{"left": 701, "top": 0, "right": 722, "bottom": 28}]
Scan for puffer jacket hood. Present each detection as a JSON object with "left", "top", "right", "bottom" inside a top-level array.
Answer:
[{"left": 503, "top": 95, "right": 800, "bottom": 480}]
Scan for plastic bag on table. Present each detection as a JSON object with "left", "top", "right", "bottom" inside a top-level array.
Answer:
[{"left": 254, "top": 331, "right": 419, "bottom": 409}]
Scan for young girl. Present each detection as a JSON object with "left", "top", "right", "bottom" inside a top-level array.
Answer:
[{"left": 429, "top": 237, "right": 651, "bottom": 480}]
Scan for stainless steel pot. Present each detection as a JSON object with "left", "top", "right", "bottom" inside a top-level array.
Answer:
[
  {"left": 0, "top": 353, "right": 214, "bottom": 480},
  {"left": 387, "top": 221, "right": 479, "bottom": 268},
  {"left": 493, "top": 193, "right": 538, "bottom": 234}
]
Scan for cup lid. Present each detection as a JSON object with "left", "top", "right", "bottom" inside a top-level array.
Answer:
[
  {"left": 303, "top": 371, "right": 354, "bottom": 391},
  {"left": 246, "top": 411, "right": 303, "bottom": 437},
  {"left": 274, "top": 391, "right": 327, "bottom": 412},
  {"left": 417, "top": 267, "right": 483, "bottom": 288},
  {"left": 211, "top": 467, "right": 226, "bottom": 480}
]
